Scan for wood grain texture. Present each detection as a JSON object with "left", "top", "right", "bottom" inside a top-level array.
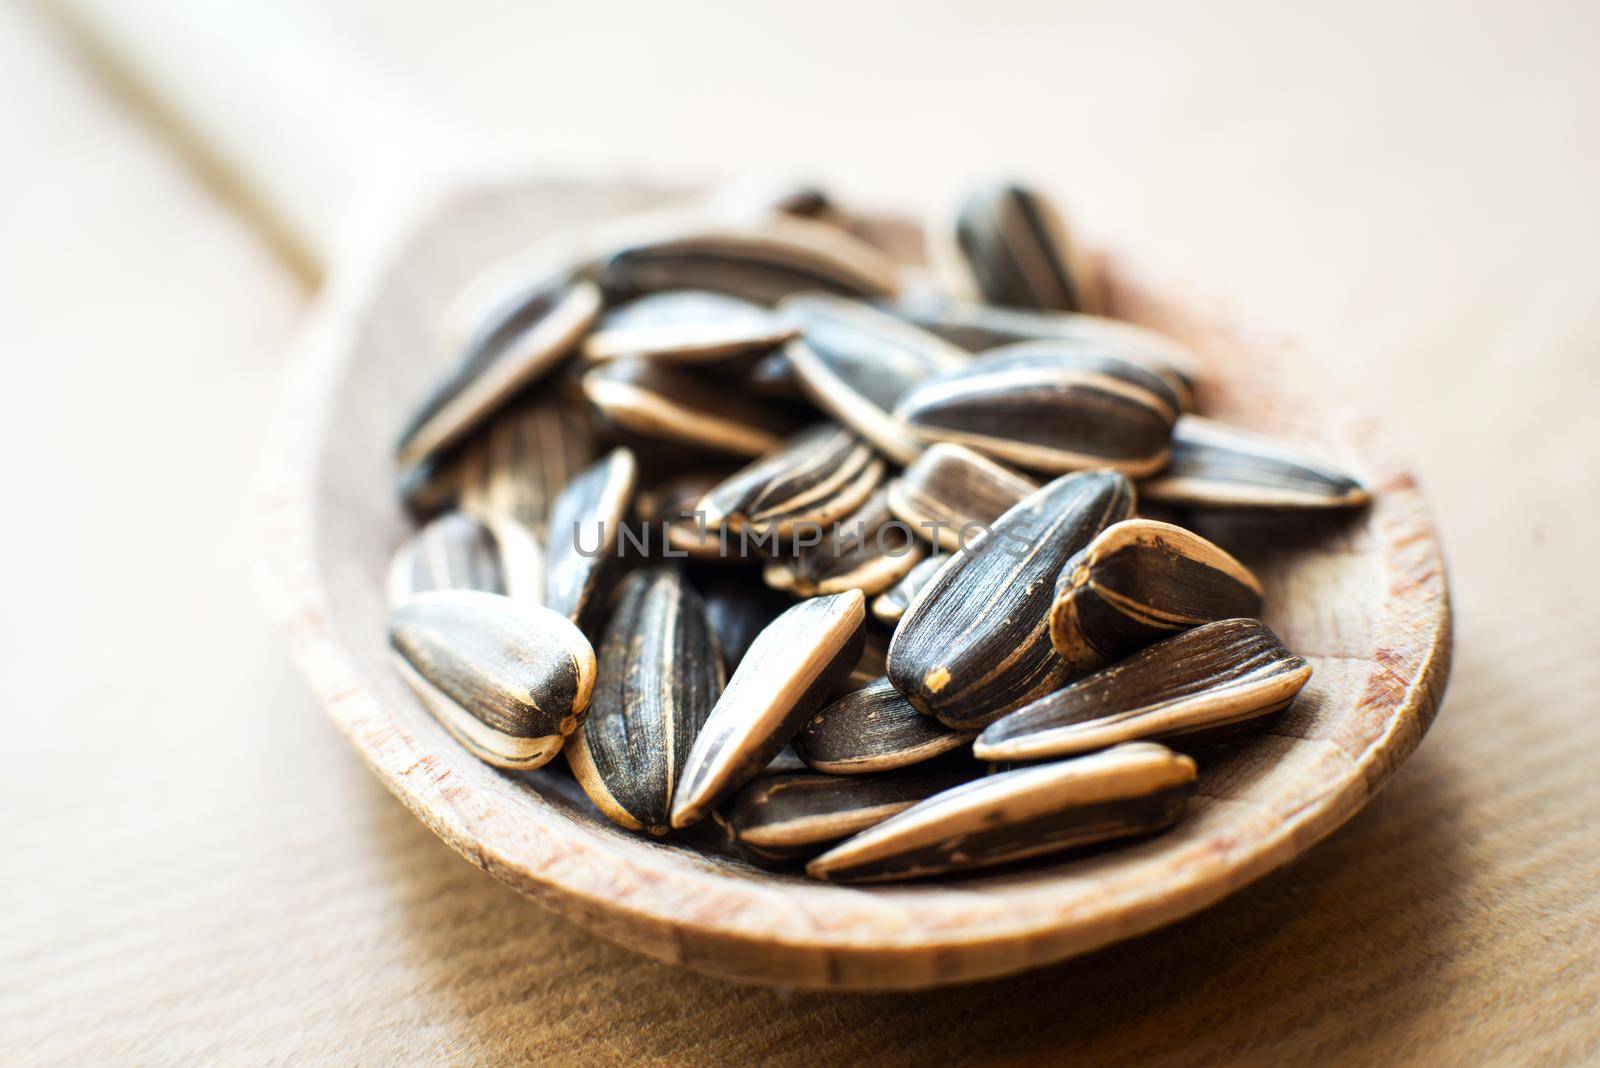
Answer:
[
  {"left": 10, "top": 0, "right": 1600, "bottom": 1060},
  {"left": 257, "top": 179, "right": 1445, "bottom": 987}
]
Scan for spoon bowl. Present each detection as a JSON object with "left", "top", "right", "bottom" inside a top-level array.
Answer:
[{"left": 259, "top": 177, "right": 1450, "bottom": 990}]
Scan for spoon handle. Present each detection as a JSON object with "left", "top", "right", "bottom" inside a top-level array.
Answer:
[{"left": 47, "top": 0, "right": 480, "bottom": 273}]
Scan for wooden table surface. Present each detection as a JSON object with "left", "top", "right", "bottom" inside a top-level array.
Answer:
[{"left": 4, "top": 1, "right": 1597, "bottom": 1063}]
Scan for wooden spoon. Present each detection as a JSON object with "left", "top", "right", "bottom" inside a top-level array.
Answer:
[{"left": 61, "top": 2, "right": 1451, "bottom": 989}]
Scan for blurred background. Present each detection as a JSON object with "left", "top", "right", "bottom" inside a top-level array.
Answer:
[{"left": 4, "top": 1, "right": 1597, "bottom": 1063}]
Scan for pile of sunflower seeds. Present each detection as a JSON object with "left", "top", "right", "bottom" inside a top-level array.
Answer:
[{"left": 385, "top": 179, "right": 1366, "bottom": 883}]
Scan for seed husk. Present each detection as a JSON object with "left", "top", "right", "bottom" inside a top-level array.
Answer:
[
  {"left": 396, "top": 276, "right": 601, "bottom": 466},
  {"left": 977, "top": 618, "right": 1309, "bottom": 761},
  {"left": 695, "top": 571, "right": 795, "bottom": 672},
  {"left": 1139, "top": 415, "right": 1371, "bottom": 510},
  {"left": 395, "top": 387, "right": 598, "bottom": 531},
  {"left": 566, "top": 567, "right": 725, "bottom": 835},
  {"left": 806, "top": 742, "right": 1195, "bottom": 882},
  {"left": 886, "top": 442, "right": 1038, "bottom": 551},
  {"left": 794, "top": 677, "right": 975, "bottom": 774},
  {"left": 597, "top": 217, "right": 901, "bottom": 306},
  {"left": 698, "top": 425, "right": 886, "bottom": 541},
  {"left": 887, "top": 469, "right": 1135, "bottom": 730},
  {"left": 670, "top": 590, "right": 867, "bottom": 828},
  {"left": 386, "top": 511, "right": 545, "bottom": 609},
  {"left": 894, "top": 348, "right": 1177, "bottom": 476},
  {"left": 389, "top": 590, "right": 596, "bottom": 770},
  {"left": 581, "top": 291, "right": 798, "bottom": 365},
  {"left": 717, "top": 769, "right": 971, "bottom": 867},
  {"left": 763, "top": 487, "right": 925, "bottom": 597},
  {"left": 780, "top": 294, "right": 968, "bottom": 462},
  {"left": 871, "top": 553, "right": 946, "bottom": 625},
  {"left": 888, "top": 292, "right": 1199, "bottom": 403},
  {"left": 581, "top": 359, "right": 800, "bottom": 457},
  {"left": 931, "top": 181, "right": 1103, "bottom": 315},
  {"left": 545, "top": 448, "right": 638, "bottom": 635},
  {"left": 1049, "top": 518, "right": 1264, "bottom": 670}
]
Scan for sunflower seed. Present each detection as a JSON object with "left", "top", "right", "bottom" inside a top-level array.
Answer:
[
  {"left": 870, "top": 552, "right": 946, "bottom": 625},
  {"left": 396, "top": 276, "right": 600, "bottom": 466},
  {"left": 386, "top": 511, "right": 545, "bottom": 609},
  {"left": 794, "top": 677, "right": 975, "bottom": 774},
  {"left": 763, "top": 488, "right": 925, "bottom": 597},
  {"left": 581, "top": 291, "right": 798, "bottom": 365},
  {"left": 1139, "top": 415, "right": 1371, "bottom": 510},
  {"left": 581, "top": 359, "right": 800, "bottom": 457},
  {"left": 545, "top": 448, "right": 638, "bottom": 635},
  {"left": 597, "top": 217, "right": 901, "bottom": 306},
  {"left": 717, "top": 769, "right": 971, "bottom": 867},
  {"left": 887, "top": 469, "right": 1135, "bottom": 730},
  {"left": 698, "top": 425, "right": 885, "bottom": 542},
  {"left": 566, "top": 567, "right": 725, "bottom": 835},
  {"left": 389, "top": 590, "right": 596, "bottom": 770},
  {"left": 977, "top": 618, "right": 1309, "bottom": 761},
  {"left": 893, "top": 348, "right": 1177, "bottom": 476},
  {"left": 885, "top": 442, "right": 1038, "bottom": 551},
  {"left": 780, "top": 294, "right": 968, "bottom": 462},
  {"left": 1050, "top": 518, "right": 1264, "bottom": 670},
  {"left": 395, "top": 387, "right": 598, "bottom": 531},
  {"left": 806, "top": 741, "right": 1195, "bottom": 882},
  {"left": 931, "top": 181, "right": 1103, "bottom": 314},
  {"left": 888, "top": 292, "right": 1199, "bottom": 402},
  {"left": 695, "top": 571, "right": 795, "bottom": 672},
  {"left": 670, "top": 590, "right": 867, "bottom": 828}
]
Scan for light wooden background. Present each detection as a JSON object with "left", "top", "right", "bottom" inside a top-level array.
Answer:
[{"left": 4, "top": 1, "right": 1598, "bottom": 1064}]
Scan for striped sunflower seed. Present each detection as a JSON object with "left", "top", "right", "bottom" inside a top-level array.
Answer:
[
  {"left": 887, "top": 469, "right": 1135, "bottom": 730},
  {"left": 870, "top": 552, "right": 946, "bottom": 625},
  {"left": 581, "top": 359, "right": 800, "bottom": 457},
  {"left": 893, "top": 348, "right": 1178, "bottom": 476},
  {"left": 596, "top": 217, "right": 901, "bottom": 306},
  {"left": 697, "top": 425, "right": 885, "bottom": 541},
  {"left": 780, "top": 294, "right": 968, "bottom": 462},
  {"left": 389, "top": 590, "right": 596, "bottom": 770},
  {"left": 888, "top": 292, "right": 1199, "bottom": 403},
  {"left": 1139, "top": 415, "right": 1371, "bottom": 510},
  {"left": 545, "top": 447, "right": 638, "bottom": 635},
  {"left": 717, "top": 769, "right": 971, "bottom": 867},
  {"left": 885, "top": 442, "right": 1038, "bottom": 551},
  {"left": 385, "top": 511, "right": 545, "bottom": 610},
  {"left": 794, "top": 677, "right": 974, "bottom": 775},
  {"left": 806, "top": 741, "right": 1194, "bottom": 882},
  {"left": 695, "top": 571, "right": 795, "bottom": 672},
  {"left": 931, "top": 181, "right": 1103, "bottom": 314},
  {"left": 1049, "top": 518, "right": 1264, "bottom": 670},
  {"left": 977, "top": 618, "right": 1309, "bottom": 761},
  {"left": 581, "top": 291, "right": 798, "bottom": 365},
  {"left": 763, "top": 487, "right": 925, "bottom": 598},
  {"left": 395, "top": 386, "right": 597, "bottom": 531},
  {"left": 395, "top": 275, "right": 600, "bottom": 466},
  {"left": 566, "top": 567, "right": 725, "bottom": 835},
  {"left": 670, "top": 590, "right": 867, "bottom": 828}
]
